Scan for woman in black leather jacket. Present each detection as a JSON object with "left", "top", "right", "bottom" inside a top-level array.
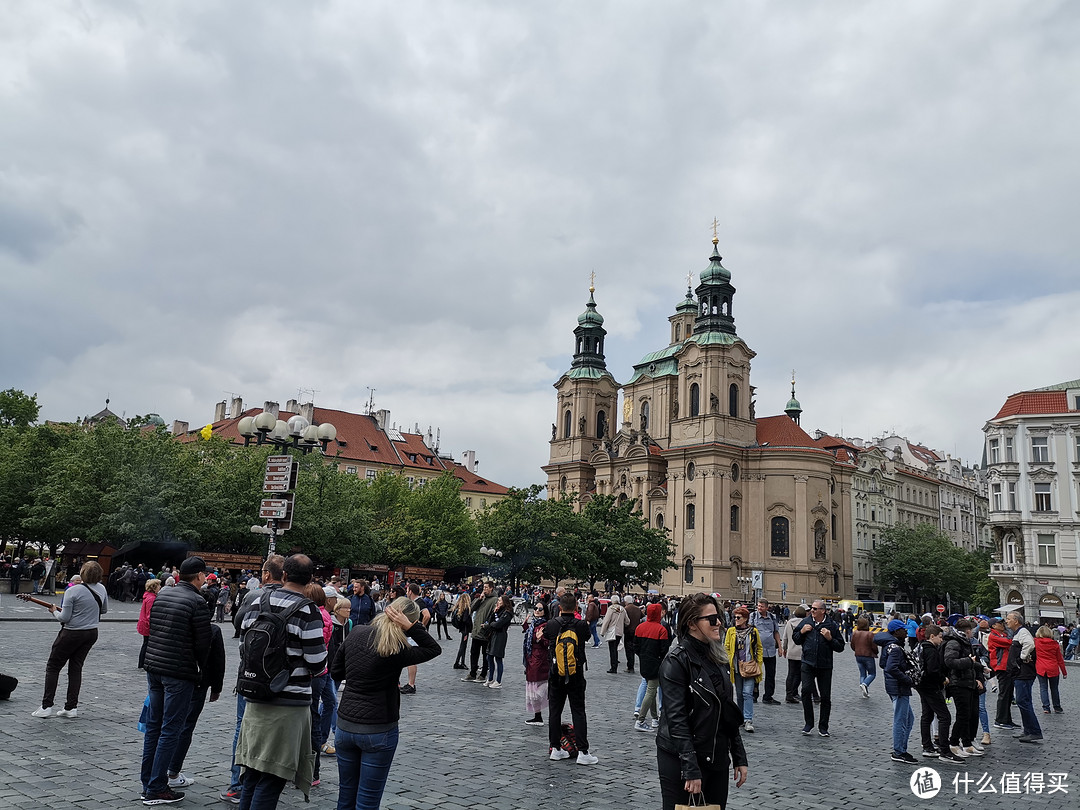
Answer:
[{"left": 656, "top": 593, "right": 748, "bottom": 810}]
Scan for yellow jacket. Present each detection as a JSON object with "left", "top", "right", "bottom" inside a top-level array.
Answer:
[{"left": 724, "top": 625, "right": 764, "bottom": 684}]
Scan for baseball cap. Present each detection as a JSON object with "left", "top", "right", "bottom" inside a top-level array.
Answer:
[
  {"left": 179, "top": 556, "right": 207, "bottom": 576},
  {"left": 324, "top": 585, "right": 340, "bottom": 598},
  {"left": 888, "top": 619, "right": 907, "bottom": 634}
]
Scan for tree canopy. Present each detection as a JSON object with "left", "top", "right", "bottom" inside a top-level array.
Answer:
[
  {"left": 870, "top": 522, "right": 993, "bottom": 611},
  {"left": 0, "top": 388, "right": 40, "bottom": 429}
]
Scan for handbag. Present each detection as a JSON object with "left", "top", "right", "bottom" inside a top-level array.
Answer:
[
  {"left": 738, "top": 659, "right": 761, "bottom": 678},
  {"left": 676, "top": 793, "right": 723, "bottom": 810}
]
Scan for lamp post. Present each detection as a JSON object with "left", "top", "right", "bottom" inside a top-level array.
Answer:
[
  {"left": 237, "top": 411, "right": 337, "bottom": 455},
  {"left": 737, "top": 575, "right": 752, "bottom": 600},
  {"left": 620, "top": 559, "right": 638, "bottom": 591},
  {"left": 480, "top": 546, "right": 503, "bottom": 580}
]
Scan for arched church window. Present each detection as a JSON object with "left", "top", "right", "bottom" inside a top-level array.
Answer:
[
  {"left": 640, "top": 400, "right": 650, "bottom": 431},
  {"left": 686, "top": 503, "right": 696, "bottom": 529},
  {"left": 560, "top": 475, "right": 568, "bottom": 492},
  {"left": 686, "top": 462, "right": 696, "bottom": 481},
  {"left": 675, "top": 323, "right": 682, "bottom": 342},
  {"left": 770, "top": 516, "right": 790, "bottom": 557},
  {"left": 730, "top": 504, "right": 740, "bottom": 532},
  {"left": 684, "top": 558, "right": 694, "bottom": 584},
  {"left": 563, "top": 410, "right": 572, "bottom": 439},
  {"left": 730, "top": 463, "right": 740, "bottom": 481},
  {"left": 722, "top": 296, "right": 730, "bottom": 316},
  {"left": 690, "top": 384, "right": 700, "bottom": 417},
  {"left": 596, "top": 410, "right": 607, "bottom": 439},
  {"left": 729, "top": 384, "right": 739, "bottom": 417}
]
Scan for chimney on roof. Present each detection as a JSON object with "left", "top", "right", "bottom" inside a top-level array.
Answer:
[
  {"left": 850, "top": 437, "right": 864, "bottom": 448},
  {"left": 214, "top": 401, "right": 227, "bottom": 422},
  {"left": 462, "top": 450, "right": 478, "bottom": 473},
  {"left": 264, "top": 401, "right": 280, "bottom": 419},
  {"left": 285, "top": 398, "right": 300, "bottom": 414},
  {"left": 172, "top": 420, "right": 188, "bottom": 435},
  {"left": 374, "top": 409, "right": 389, "bottom": 430},
  {"left": 300, "top": 402, "right": 314, "bottom": 424},
  {"left": 231, "top": 396, "right": 244, "bottom": 418},
  {"left": 424, "top": 426, "right": 434, "bottom": 449}
]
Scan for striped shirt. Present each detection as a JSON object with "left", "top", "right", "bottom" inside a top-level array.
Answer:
[{"left": 240, "top": 587, "right": 327, "bottom": 702}]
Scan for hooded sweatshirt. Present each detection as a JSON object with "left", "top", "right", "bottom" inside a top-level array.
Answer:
[{"left": 634, "top": 603, "right": 672, "bottom": 680}]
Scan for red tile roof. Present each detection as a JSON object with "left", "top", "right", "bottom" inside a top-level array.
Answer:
[
  {"left": 450, "top": 463, "right": 509, "bottom": 496},
  {"left": 755, "top": 416, "right": 827, "bottom": 450},
  {"left": 814, "top": 434, "right": 863, "bottom": 454},
  {"left": 993, "top": 391, "right": 1072, "bottom": 419},
  {"left": 907, "top": 443, "right": 942, "bottom": 465}
]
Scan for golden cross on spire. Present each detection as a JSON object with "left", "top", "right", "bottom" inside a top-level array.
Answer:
[
  {"left": 709, "top": 217, "right": 721, "bottom": 244},
  {"left": 685, "top": 270, "right": 694, "bottom": 290},
  {"left": 589, "top": 270, "right": 596, "bottom": 293}
]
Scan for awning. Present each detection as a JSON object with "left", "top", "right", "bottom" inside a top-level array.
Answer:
[
  {"left": 1038, "top": 609, "right": 1066, "bottom": 619},
  {"left": 993, "top": 604, "right": 1025, "bottom": 614}
]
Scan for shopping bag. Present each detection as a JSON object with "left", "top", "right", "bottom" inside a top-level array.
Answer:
[
  {"left": 137, "top": 693, "right": 150, "bottom": 733},
  {"left": 676, "top": 794, "right": 722, "bottom": 810}
]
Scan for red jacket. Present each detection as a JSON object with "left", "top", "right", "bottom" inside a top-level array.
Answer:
[
  {"left": 986, "top": 629, "right": 1011, "bottom": 671},
  {"left": 137, "top": 590, "right": 156, "bottom": 637},
  {"left": 1034, "top": 637, "right": 1067, "bottom": 678}
]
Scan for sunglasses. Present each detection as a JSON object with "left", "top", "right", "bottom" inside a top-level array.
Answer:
[{"left": 697, "top": 614, "right": 723, "bottom": 626}]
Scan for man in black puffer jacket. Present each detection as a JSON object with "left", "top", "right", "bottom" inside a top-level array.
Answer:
[{"left": 140, "top": 556, "right": 211, "bottom": 805}]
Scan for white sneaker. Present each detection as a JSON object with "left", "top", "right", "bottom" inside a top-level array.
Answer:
[
  {"left": 968, "top": 742, "right": 984, "bottom": 753},
  {"left": 487, "top": 681, "right": 501, "bottom": 689},
  {"left": 949, "top": 746, "right": 968, "bottom": 758},
  {"left": 31, "top": 706, "right": 54, "bottom": 718},
  {"left": 634, "top": 720, "right": 651, "bottom": 732},
  {"left": 743, "top": 721, "right": 755, "bottom": 733},
  {"left": 55, "top": 708, "right": 78, "bottom": 718},
  {"left": 650, "top": 718, "right": 659, "bottom": 729},
  {"left": 859, "top": 683, "right": 869, "bottom": 698},
  {"left": 576, "top": 752, "right": 598, "bottom": 765},
  {"left": 549, "top": 748, "right": 570, "bottom": 761},
  {"left": 167, "top": 773, "right": 194, "bottom": 788},
  {"left": 963, "top": 746, "right": 984, "bottom": 757}
]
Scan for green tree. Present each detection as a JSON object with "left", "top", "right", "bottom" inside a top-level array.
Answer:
[
  {"left": 0, "top": 388, "right": 40, "bottom": 428},
  {"left": 396, "top": 473, "right": 478, "bottom": 568},
  {"left": 580, "top": 494, "right": 676, "bottom": 591},
  {"left": 870, "top": 523, "right": 992, "bottom": 610}
]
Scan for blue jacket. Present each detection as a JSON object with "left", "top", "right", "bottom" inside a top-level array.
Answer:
[
  {"left": 905, "top": 618, "right": 919, "bottom": 639},
  {"left": 350, "top": 592, "right": 375, "bottom": 626},
  {"left": 875, "top": 632, "right": 912, "bottom": 697},
  {"left": 792, "top": 617, "right": 845, "bottom": 668}
]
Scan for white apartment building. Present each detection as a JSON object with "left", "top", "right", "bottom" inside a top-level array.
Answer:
[{"left": 985, "top": 380, "right": 1080, "bottom": 624}]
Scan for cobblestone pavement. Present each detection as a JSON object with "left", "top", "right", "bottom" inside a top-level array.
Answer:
[{"left": 1, "top": 596, "right": 1077, "bottom": 810}]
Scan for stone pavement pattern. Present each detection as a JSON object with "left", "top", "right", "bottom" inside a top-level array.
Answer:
[{"left": 1, "top": 596, "right": 1077, "bottom": 810}]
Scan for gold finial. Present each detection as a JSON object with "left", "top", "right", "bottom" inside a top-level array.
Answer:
[
  {"left": 685, "top": 270, "right": 694, "bottom": 290},
  {"left": 589, "top": 270, "right": 596, "bottom": 294},
  {"left": 709, "top": 217, "right": 720, "bottom": 245},
  {"left": 791, "top": 369, "right": 797, "bottom": 393}
]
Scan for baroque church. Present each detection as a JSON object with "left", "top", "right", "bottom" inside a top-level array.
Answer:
[{"left": 543, "top": 237, "right": 855, "bottom": 603}]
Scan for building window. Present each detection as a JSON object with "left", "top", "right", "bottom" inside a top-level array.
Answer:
[
  {"left": 675, "top": 323, "right": 682, "bottom": 341},
  {"left": 1005, "top": 437, "right": 1014, "bottom": 461},
  {"left": 465, "top": 497, "right": 473, "bottom": 507},
  {"left": 992, "top": 483, "right": 1002, "bottom": 511},
  {"left": 596, "top": 409, "right": 607, "bottom": 439},
  {"left": 480, "top": 498, "right": 487, "bottom": 508},
  {"left": 345, "top": 465, "right": 357, "bottom": 474},
  {"left": 686, "top": 462, "right": 696, "bottom": 481},
  {"left": 563, "top": 409, "right": 572, "bottom": 439},
  {"left": 689, "top": 383, "right": 700, "bottom": 417},
  {"left": 730, "top": 504, "right": 739, "bottom": 532},
  {"left": 770, "top": 517, "right": 790, "bottom": 557},
  {"left": 728, "top": 383, "right": 739, "bottom": 417},
  {"left": 641, "top": 400, "right": 650, "bottom": 431},
  {"left": 366, "top": 469, "right": 377, "bottom": 481},
  {"left": 989, "top": 439, "right": 999, "bottom": 464},
  {"left": 686, "top": 503, "right": 696, "bottom": 530},
  {"left": 1031, "top": 436, "right": 1049, "bottom": 462},
  {"left": 684, "top": 558, "right": 694, "bottom": 584},
  {"left": 1034, "top": 482, "right": 1052, "bottom": 511},
  {"left": 730, "top": 463, "right": 740, "bottom": 481},
  {"left": 1037, "top": 534, "right": 1057, "bottom": 566},
  {"left": 407, "top": 477, "right": 415, "bottom": 487}
]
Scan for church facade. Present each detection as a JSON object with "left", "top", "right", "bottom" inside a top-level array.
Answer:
[{"left": 543, "top": 239, "right": 855, "bottom": 603}]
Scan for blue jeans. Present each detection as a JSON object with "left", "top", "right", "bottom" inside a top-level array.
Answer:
[
  {"left": 140, "top": 672, "right": 195, "bottom": 795},
  {"left": 978, "top": 688, "right": 989, "bottom": 733},
  {"left": 1013, "top": 679, "right": 1042, "bottom": 738},
  {"left": 734, "top": 673, "right": 754, "bottom": 723},
  {"left": 1038, "top": 675, "right": 1062, "bottom": 712},
  {"left": 169, "top": 686, "right": 208, "bottom": 775},
  {"left": 310, "top": 674, "right": 336, "bottom": 748},
  {"left": 855, "top": 656, "right": 876, "bottom": 687},
  {"left": 590, "top": 620, "right": 600, "bottom": 646},
  {"left": 229, "top": 694, "right": 247, "bottom": 793},
  {"left": 485, "top": 655, "right": 504, "bottom": 683},
  {"left": 239, "top": 769, "right": 286, "bottom": 810},
  {"left": 336, "top": 726, "right": 400, "bottom": 810},
  {"left": 891, "top": 694, "right": 914, "bottom": 754}
]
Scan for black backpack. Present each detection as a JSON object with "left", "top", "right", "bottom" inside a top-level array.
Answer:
[{"left": 236, "top": 591, "right": 310, "bottom": 701}]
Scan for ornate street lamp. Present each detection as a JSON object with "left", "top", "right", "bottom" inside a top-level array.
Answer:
[{"left": 236, "top": 411, "right": 336, "bottom": 455}]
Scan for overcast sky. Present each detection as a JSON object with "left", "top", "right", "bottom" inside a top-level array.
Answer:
[{"left": 2, "top": 1, "right": 1077, "bottom": 488}]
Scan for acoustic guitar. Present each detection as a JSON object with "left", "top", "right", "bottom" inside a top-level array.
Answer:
[{"left": 16, "top": 593, "right": 59, "bottom": 612}]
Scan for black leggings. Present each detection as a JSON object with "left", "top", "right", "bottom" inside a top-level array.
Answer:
[
  {"left": 658, "top": 746, "right": 729, "bottom": 810},
  {"left": 435, "top": 614, "right": 449, "bottom": 639},
  {"left": 455, "top": 633, "right": 468, "bottom": 667}
]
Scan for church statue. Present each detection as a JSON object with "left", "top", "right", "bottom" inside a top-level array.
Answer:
[
  {"left": 578, "top": 415, "right": 586, "bottom": 435},
  {"left": 749, "top": 397, "right": 756, "bottom": 419},
  {"left": 640, "top": 412, "right": 647, "bottom": 432},
  {"left": 622, "top": 397, "right": 632, "bottom": 424},
  {"left": 551, "top": 423, "right": 556, "bottom": 441},
  {"left": 814, "top": 523, "right": 827, "bottom": 559},
  {"left": 710, "top": 392, "right": 719, "bottom": 413},
  {"left": 672, "top": 397, "right": 679, "bottom": 418}
]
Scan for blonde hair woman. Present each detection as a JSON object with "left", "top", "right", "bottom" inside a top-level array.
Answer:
[
  {"left": 331, "top": 597, "right": 441, "bottom": 809},
  {"left": 451, "top": 593, "right": 473, "bottom": 669}
]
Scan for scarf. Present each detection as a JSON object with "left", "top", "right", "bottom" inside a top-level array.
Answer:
[
  {"left": 735, "top": 625, "right": 754, "bottom": 662},
  {"left": 523, "top": 616, "right": 546, "bottom": 667}
]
